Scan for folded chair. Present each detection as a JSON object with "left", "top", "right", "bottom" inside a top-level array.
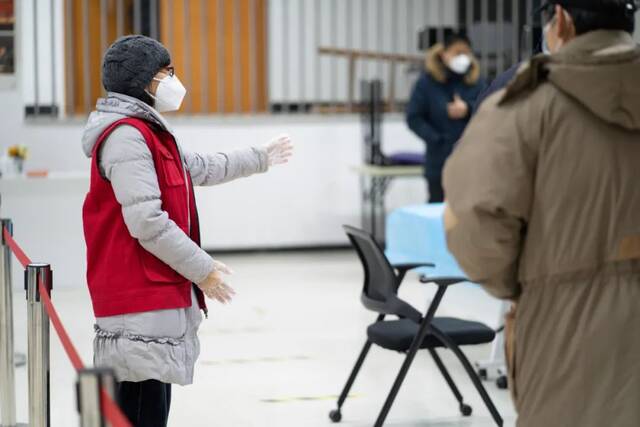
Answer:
[{"left": 329, "top": 225, "right": 503, "bottom": 426}]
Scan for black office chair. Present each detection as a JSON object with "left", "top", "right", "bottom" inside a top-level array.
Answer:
[{"left": 329, "top": 225, "right": 503, "bottom": 427}]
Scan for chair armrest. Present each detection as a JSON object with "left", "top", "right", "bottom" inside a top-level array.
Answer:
[
  {"left": 392, "top": 262, "right": 435, "bottom": 275},
  {"left": 419, "top": 275, "right": 468, "bottom": 287},
  {"left": 393, "top": 262, "right": 436, "bottom": 286}
]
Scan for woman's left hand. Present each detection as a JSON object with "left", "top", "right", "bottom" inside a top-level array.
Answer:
[
  {"left": 197, "top": 262, "right": 236, "bottom": 304},
  {"left": 264, "top": 134, "right": 294, "bottom": 166}
]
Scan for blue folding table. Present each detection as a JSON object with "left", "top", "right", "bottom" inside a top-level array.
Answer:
[
  {"left": 385, "top": 203, "right": 509, "bottom": 386},
  {"left": 385, "top": 203, "right": 465, "bottom": 278}
]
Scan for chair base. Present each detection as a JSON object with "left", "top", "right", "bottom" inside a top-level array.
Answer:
[
  {"left": 460, "top": 403, "right": 473, "bottom": 416},
  {"left": 496, "top": 375, "right": 508, "bottom": 389}
]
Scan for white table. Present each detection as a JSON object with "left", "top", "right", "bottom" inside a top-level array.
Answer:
[{"left": 351, "top": 164, "right": 423, "bottom": 245}]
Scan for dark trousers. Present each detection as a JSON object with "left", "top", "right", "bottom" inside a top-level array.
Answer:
[
  {"left": 117, "top": 380, "right": 172, "bottom": 427},
  {"left": 427, "top": 176, "right": 445, "bottom": 203}
]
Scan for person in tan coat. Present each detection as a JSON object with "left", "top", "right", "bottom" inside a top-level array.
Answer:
[{"left": 442, "top": 1, "right": 640, "bottom": 426}]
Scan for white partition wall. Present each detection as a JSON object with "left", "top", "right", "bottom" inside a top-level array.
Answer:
[{"left": 267, "top": 0, "right": 458, "bottom": 106}]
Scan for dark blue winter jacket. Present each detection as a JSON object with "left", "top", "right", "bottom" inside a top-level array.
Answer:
[{"left": 406, "top": 45, "right": 485, "bottom": 179}]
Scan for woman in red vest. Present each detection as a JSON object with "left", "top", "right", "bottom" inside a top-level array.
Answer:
[{"left": 81, "top": 35, "right": 293, "bottom": 427}]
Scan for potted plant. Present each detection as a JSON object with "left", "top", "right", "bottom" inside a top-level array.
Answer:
[{"left": 1, "top": 145, "right": 28, "bottom": 177}]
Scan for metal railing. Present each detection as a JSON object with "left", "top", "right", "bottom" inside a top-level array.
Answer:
[
  {"left": 0, "top": 199, "right": 130, "bottom": 426},
  {"left": 25, "top": 0, "right": 543, "bottom": 118}
]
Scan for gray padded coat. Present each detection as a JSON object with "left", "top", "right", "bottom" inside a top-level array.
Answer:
[{"left": 81, "top": 92, "right": 269, "bottom": 384}]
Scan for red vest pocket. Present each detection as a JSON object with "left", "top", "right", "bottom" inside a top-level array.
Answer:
[
  {"left": 157, "top": 145, "right": 185, "bottom": 187},
  {"left": 139, "top": 248, "right": 185, "bottom": 283}
]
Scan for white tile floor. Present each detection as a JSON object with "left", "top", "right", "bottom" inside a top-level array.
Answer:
[{"left": 10, "top": 251, "right": 516, "bottom": 426}]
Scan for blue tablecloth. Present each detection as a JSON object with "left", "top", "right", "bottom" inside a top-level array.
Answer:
[{"left": 385, "top": 203, "right": 466, "bottom": 277}]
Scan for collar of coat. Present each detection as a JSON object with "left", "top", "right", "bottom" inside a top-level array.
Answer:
[
  {"left": 499, "top": 30, "right": 640, "bottom": 106},
  {"left": 97, "top": 92, "right": 174, "bottom": 133},
  {"left": 425, "top": 43, "right": 481, "bottom": 86}
]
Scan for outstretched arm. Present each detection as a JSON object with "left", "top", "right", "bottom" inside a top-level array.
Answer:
[{"left": 185, "top": 135, "right": 293, "bottom": 186}]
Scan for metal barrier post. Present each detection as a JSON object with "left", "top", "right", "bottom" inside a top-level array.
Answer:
[
  {"left": 25, "top": 263, "right": 52, "bottom": 427},
  {"left": 77, "top": 368, "right": 117, "bottom": 427},
  {"left": 0, "top": 219, "right": 16, "bottom": 427}
]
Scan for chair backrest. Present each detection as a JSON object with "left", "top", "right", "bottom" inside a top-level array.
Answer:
[
  {"left": 343, "top": 225, "right": 402, "bottom": 301},
  {"left": 344, "top": 225, "right": 423, "bottom": 322}
]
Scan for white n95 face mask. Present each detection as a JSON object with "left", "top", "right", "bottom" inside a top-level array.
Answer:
[
  {"left": 148, "top": 74, "right": 186, "bottom": 112},
  {"left": 448, "top": 54, "right": 472, "bottom": 75}
]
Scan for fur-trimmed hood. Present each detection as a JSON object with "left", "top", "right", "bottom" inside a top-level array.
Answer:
[{"left": 425, "top": 43, "right": 480, "bottom": 86}]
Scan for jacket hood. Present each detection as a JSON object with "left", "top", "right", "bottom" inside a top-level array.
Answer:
[
  {"left": 547, "top": 31, "right": 640, "bottom": 131},
  {"left": 81, "top": 92, "right": 171, "bottom": 158},
  {"left": 425, "top": 43, "right": 481, "bottom": 86}
]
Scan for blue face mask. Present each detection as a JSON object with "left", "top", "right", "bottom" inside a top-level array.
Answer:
[
  {"left": 542, "top": 31, "right": 551, "bottom": 55},
  {"left": 541, "top": 20, "right": 555, "bottom": 55},
  {"left": 540, "top": 4, "right": 556, "bottom": 55}
]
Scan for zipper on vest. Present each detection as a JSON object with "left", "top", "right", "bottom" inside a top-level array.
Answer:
[
  {"left": 184, "top": 167, "right": 191, "bottom": 233},
  {"left": 172, "top": 135, "right": 191, "bottom": 233}
]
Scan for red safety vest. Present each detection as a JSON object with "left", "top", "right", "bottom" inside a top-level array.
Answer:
[{"left": 83, "top": 117, "right": 207, "bottom": 317}]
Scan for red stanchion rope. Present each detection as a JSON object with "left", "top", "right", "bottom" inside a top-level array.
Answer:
[
  {"left": 38, "top": 279, "right": 85, "bottom": 371},
  {"left": 2, "top": 226, "right": 132, "bottom": 427},
  {"left": 101, "top": 389, "right": 133, "bottom": 426},
  {"left": 3, "top": 226, "right": 31, "bottom": 268}
]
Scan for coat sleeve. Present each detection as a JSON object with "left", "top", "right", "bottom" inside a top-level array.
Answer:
[
  {"left": 442, "top": 90, "right": 542, "bottom": 300},
  {"left": 406, "top": 75, "right": 445, "bottom": 145},
  {"left": 183, "top": 146, "right": 269, "bottom": 186},
  {"left": 99, "top": 125, "right": 215, "bottom": 285}
]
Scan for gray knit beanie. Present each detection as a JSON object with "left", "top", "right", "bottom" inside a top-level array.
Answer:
[{"left": 102, "top": 35, "right": 171, "bottom": 106}]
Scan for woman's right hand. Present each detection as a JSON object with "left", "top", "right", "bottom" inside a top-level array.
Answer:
[
  {"left": 197, "top": 261, "right": 235, "bottom": 304},
  {"left": 447, "top": 94, "right": 469, "bottom": 119}
]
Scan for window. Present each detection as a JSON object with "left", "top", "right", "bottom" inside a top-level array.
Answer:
[
  {"left": 65, "top": 0, "right": 268, "bottom": 115},
  {"left": 0, "top": 0, "right": 14, "bottom": 75}
]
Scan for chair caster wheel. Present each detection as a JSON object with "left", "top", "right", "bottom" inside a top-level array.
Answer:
[
  {"left": 496, "top": 375, "right": 508, "bottom": 389},
  {"left": 329, "top": 409, "right": 342, "bottom": 423},
  {"left": 478, "top": 368, "right": 488, "bottom": 380},
  {"left": 460, "top": 403, "right": 473, "bottom": 416}
]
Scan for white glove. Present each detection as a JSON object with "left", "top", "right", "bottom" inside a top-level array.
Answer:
[
  {"left": 197, "top": 260, "right": 235, "bottom": 304},
  {"left": 264, "top": 134, "right": 294, "bottom": 167},
  {"left": 212, "top": 260, "right": 234, "bottom": 275}
]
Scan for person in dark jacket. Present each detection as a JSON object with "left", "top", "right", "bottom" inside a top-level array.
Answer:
[{"left": 406, "top": 32, "right": 485, "bottom": 203}]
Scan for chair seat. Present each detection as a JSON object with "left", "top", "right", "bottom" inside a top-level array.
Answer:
[{"left": 367, "top": 317, "right": 495, "bottom": 352}]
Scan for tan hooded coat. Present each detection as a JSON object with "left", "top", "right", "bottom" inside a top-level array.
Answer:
[{"left": 443, "top": 30, "right": 640, "bottom": 427}]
